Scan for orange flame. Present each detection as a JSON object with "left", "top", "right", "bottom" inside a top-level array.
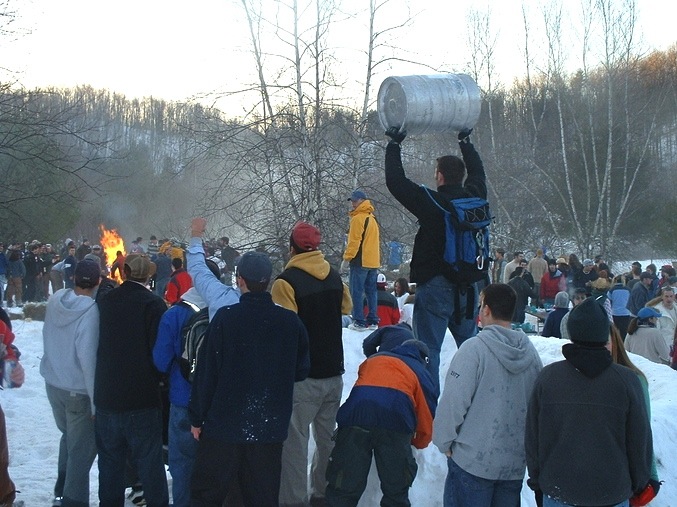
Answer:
[{"left": 99, "top": 225, "right": 126, "bottom": 283}]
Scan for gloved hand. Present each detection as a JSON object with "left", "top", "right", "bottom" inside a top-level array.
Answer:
[
  {"left": 630, "top": 479, "right": 661, "bottom": 506},
  {"left": 340, "top": 260, "right": 349, "bottom": 274},
  {"left": 458, "top": 128, "right": 473, "bottom": 143},
  {"left": 385, "top": 126, "right": 407, "bottom": 144}
]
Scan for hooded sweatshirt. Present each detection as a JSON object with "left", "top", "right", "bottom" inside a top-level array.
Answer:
[
  {"left": 271, "top": 250, "right": 352, "bottom": 379},
  {"left": 433, "top": 325, "right": 543, "bottom": 480},
  {"left": 40, "top": 288, "right": 99, "bottom": 412}
]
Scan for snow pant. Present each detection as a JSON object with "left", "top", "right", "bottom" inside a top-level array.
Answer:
[
  {"left": 95, "top": 407, "right": 169, "bottom": 507},
  {"left": 0, "top": 405, "right": 16, "bottom": 506},
  {"left": 46, "top": 384, "right": 97, "bottom": 507},
  {"left": 279, "top": 376, "right": 342, "bottom": 506},
  {"left": 190, "top": 438, "right": 283, "bottom": 507},
  {"left": 5, "top": 277, "right": 21, "bottom": 307},
  {"left": 412, "top": 275, "right": 478, "bottom": 392},
  {"left": 325, "top": 426, "right": 417, "bottom": 507}
]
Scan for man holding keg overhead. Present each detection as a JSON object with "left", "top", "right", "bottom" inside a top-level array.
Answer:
[{"left": 384, "top": 127, "right": 487, "bottom": 391}]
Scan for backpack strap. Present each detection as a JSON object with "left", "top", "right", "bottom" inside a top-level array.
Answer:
[{"left": 421, "top": 185, "right": 450, "bottom": 214}]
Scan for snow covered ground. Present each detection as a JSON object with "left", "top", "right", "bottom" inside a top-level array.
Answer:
[{"left": 3, "top": 313, "right": 677, "bottom": 506}]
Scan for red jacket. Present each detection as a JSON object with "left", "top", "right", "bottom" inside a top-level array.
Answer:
[
  {"left": 364, "top": 290, "right": 400, "bottom": 327},
  {"left": 0, "top": 320, "right": 17, "bottom": 361},
  {"left": 165, "top": 268, "right": 193, "bottom": 305},
  {"left": 540, "top": 271, "right": 567, "bottom": 301}
]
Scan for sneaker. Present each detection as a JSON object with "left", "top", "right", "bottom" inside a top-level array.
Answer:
[
  {"left": 348, "top": 323, "right": 368, "bottom": 331},
  {"left": 367, "top": 324, "right": 378, "bottom": 331},
  {"left": 127, "top": 485, "right": 146, "bottom": 506},
  {"left": 52, "top": 497, "right": 63, "bottom": 507}
]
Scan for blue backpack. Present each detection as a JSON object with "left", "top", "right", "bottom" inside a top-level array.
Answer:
[{"left": 422, "top": 186, "right": 492, "bottom": 283}]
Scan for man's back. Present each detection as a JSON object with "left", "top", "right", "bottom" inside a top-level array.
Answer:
[
  {"left": 526, "top": 359, "right": 651, "bottom": 505},
  {"left": 433, "top": 325, "right": 542, "bottom": 480},
  {"left": 190, "top": 291, "right": 309, "bottom": 443},
  {"left": 273, "top": 252, "right": 347, "bottom": 378},
  {"left": 95, "top": 281, "right": 167, "bottom": 412}
]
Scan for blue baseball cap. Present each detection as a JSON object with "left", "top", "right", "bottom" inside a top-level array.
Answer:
[
  {"left": 348, "top": 190, "right": 367, "bottom": 201},
  {"left": 637, "top": 307, "right": 661, "bottom": 320}
]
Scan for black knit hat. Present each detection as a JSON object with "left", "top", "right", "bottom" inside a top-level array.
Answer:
[{"left": 566, "top": 296, "right": 610, "bottom": 343}]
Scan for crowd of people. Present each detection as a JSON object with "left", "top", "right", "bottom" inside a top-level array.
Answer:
[{"left": 0, "top": 126, "right": 665, "bottom": 507}]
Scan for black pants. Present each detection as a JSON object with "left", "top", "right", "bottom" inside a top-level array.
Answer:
[
  {"left": 325, "top": 426, "right": 417, "bottom": 507},
  {"left": 190, "top": 438, "right": 282, "bottom": 507}
]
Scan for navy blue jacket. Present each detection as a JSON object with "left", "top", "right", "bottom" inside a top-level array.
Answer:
[{"left": 189, "top": 291, "right": 310, "bottom": 443}]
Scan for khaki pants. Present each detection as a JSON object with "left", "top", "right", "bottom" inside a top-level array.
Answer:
[
  {"left": 279, "top": 375, "right": 343, "bottom": 506},
  {"left": 5, "top": 277, "right": 22, "bottom": 306}
]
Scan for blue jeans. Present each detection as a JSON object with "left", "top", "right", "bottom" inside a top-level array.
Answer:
[
  {"left": 543, "top": 495, "right": 628, "bottom": 507},
  {"left": 168, "top": 405, "right": 197, "bottom": 507},
  {"left": 349, "top": 266, "right": 378, "bottom": 327},
  {"left": 95, "top": 407, "right": 169, "bottom": 507},
  {"left": 46, "top": 384, "right": 97, "bottom": 507},
  {"left": 413, "top": 276, "right": 478, "bottom": 390},
  {"left": 443, "top": 456, "right": 521, "bottom": 507}
]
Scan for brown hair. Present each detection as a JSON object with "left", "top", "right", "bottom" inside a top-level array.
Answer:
[
  {"left": 609, "top": 325, "right": 646, "bottom": 381},
  {"left": 436, "top": 155, "right": 465, "bottom": 185}
]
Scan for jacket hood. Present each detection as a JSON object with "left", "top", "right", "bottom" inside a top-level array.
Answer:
[
  {"left": 477, "top": 325, "right": 541, "bottom": 374},
  {"left": 284, "top": 250, "right": 331, "bottom": 280},
  {"left": 349, "top": 199, "right": 375, "bottom": 216},
  {"left": 48, "top": 289, "right": 97, "bottom": 328},
  {"left": 180, "top": 287, "right": 207, "bottom": 309}
]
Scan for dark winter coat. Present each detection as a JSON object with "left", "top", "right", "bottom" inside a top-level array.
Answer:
[
  {"left": 271, "top": 251, "right": 351, "bottom": 379},
  {"left": 94, "top": 281, "right": 167, "bottom": 412},
  {"left": 525, "top": 344, "right": 652, "bottom": 506},
  {"left": 627, "top": 283, "right": 650, "bottom": 316},
  {"left": 540, "top": 307, "right": 568, "bottom": 338},
  {"left": 337, "top": 341, "right": 438, "bottom": 449},
  {"left": 385, "top": 140, "right": 486, "bottom": 285},
  {"left": 508, "top": 276, "right": 536, "bottom": 323},
  {"left": 189, "top": 291, "right": 310, "bottom": 443},
  {"left": 362, "top": 323, "right": 413, "bottom": 357}
]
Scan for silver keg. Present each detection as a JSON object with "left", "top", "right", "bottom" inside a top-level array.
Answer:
[{"left": 377, "top": 74, "right": 481, "bottom": 135}]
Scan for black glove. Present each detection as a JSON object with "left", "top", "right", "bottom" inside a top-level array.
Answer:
[
  {"left": 458, "top": 128, "right": 473, "bottom": 143},
  {"left": 385, "top": 126, "right": 407, "bottom": 144}
]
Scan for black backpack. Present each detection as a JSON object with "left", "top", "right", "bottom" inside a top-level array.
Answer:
[{"left": 178, "top": 301, "right": 210, "bottom": 383}]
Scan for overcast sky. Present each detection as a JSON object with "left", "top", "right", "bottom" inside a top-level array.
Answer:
[{"left": 2, "top": 0, "right": 675, "bottom": 113}]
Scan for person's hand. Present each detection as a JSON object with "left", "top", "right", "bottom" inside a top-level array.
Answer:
[
  {"left": 191, "top": 218, "right": 207, "bottom": 238},
  {"left": 385, "top": 126, "right": 407, "bottom": 144},
  {"left": 458, "top": 128, "right": 473, "bottom": 143},
  {"left": 630, "top": 479, "right": 661, "bottom": 506},
  {"left": 10, "top": 361, "right": 24, "bottom": 388},
  {"left": 340, "top": 260, "right": 349, "bottom": 274},
  {"left": 191, "top": 425, "right": 202, "bottom": 441}
]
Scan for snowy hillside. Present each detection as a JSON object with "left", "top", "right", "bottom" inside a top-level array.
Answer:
[{"left": 3, "top": 318, "right": 676, "bottom": 506}]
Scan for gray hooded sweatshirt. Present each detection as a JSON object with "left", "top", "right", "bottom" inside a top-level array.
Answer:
[
  {"left": 40, "top": 288, "right": 99, "bottom": 412},
  {"left": 432, "top": 325, "right": 543, "bottom": 480}
]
